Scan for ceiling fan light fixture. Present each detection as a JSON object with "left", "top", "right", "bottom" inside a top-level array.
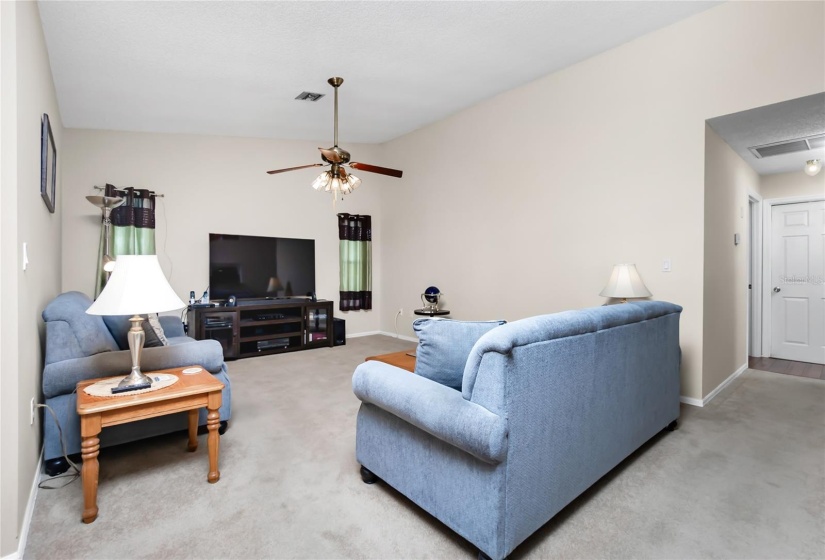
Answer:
[
  {"left": 327, "top": 176, "right": 343, "bottom": 193},
  {"left": 804, "top": 159, "right": 822, "bottom": 176},
  {"left": 345, "top": 174, "right": 361, "bottom": 191},
  {"left": 312, "top": 171, "right": 331, "bottom": 191}
]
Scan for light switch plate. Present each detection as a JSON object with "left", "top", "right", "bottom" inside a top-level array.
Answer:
[{"left": 662, "top": 259, "right": 672, "bottom": 272}]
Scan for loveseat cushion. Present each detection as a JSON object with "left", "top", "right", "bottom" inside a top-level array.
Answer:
[
  {"left": 42, "top": 291, "right": 119, "bottom": 364},
  {"left": 413, "top": 318, "right": 506, "bottom": 390}
]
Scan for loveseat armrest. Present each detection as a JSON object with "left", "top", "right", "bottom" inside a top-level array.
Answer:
[
  {"left": 353, "top": 361, "right": 508, "bottom": 464},
  {"left": 43, "top": 339, "right": 225, "bottom": 399},
  {"left": 159, "top": 315, "right": 185, "bottom": 338}
]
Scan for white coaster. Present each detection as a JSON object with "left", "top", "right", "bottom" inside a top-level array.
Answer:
[{"left": 182, "top": 367, "right": 203, "bottom": 375}]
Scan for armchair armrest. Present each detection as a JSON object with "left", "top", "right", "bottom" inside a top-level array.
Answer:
[
  {"left": 43, "top": 339, "right": 225, "bottom": 398},
  {"left": 353, "top": 361, "right": 508, "bottom": 464}
]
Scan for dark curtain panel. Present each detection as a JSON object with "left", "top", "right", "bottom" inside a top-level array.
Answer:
[{"left": 337, "top": 213, "right": 372, "bottom": 311}]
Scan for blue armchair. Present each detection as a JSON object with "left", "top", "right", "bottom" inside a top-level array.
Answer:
[{"left": 41, "top": 291, "right": 232, "bottom": 475}]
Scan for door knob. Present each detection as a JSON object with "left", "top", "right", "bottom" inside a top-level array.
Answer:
[{"left": 773, "top": 287, "right": 781, "bottom": 293}]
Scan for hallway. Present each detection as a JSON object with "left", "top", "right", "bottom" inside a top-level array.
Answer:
[{"left": 749, "top": 356, "right": 825, "bottom": 380}]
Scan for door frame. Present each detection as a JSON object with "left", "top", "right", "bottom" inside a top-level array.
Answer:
[
  {"left": 747, "top": 190, "right": 762, "bottom": 359},
  {"left": 761, "top": 194, "right": 825, "bottom": 358}
]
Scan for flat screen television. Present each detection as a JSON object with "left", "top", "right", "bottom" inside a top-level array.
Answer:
[{"left": 209, "top": 233, "right": 315, "bottom": 301}]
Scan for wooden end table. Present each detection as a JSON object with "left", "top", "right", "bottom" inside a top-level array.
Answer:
[
  {"left": 76, "top": 366, "right": 224, "bottom": 523},
  {"left": 365, "top": 350, "right": 417, "bottom": 372}
]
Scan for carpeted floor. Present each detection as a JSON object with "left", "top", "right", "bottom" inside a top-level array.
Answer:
[{"left": 24, "top": 335, "right": 825, "bottom": 559}]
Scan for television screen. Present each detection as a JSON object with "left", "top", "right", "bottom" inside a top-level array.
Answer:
[{"left": 209, "top": 233, "right": 315, "bottom": 301}]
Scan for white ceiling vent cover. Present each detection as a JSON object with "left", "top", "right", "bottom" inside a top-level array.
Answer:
[{"left": 749, "top": 133, "right": 825, "bottom": 159}]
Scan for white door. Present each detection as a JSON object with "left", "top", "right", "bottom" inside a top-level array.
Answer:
[{"left": 770, "top": 201, "right": 825, "bottom": 364}]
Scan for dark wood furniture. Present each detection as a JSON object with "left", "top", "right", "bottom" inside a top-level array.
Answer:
[
  {"left": 366, "top": 350, "right": 417, "bottom": 373},
  {"left": 188, "top": 300, "right": 333, "bottom": 359},
  {"left": 76, "top": 366, "right": 223, "bottom": 523}
]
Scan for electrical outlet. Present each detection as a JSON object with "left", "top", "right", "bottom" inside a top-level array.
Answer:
[{"left": 30, "top": 398, "right": 35, "bottom": 425}]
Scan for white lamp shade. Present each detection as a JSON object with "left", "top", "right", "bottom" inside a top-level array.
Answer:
[
  {"left": 599, "top": 263, "right": 652, "bottom": 299},
  {"left": 86, "top": 255, "right": 185, "bottom": 315}
]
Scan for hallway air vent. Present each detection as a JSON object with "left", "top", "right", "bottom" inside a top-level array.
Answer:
[{"left": 748, "top": 133, "right": 825, "bottom": 158}]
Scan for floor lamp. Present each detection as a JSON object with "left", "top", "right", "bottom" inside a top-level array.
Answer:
[{"left": 86, "top": 195, "right": 125, "bottom": 276}]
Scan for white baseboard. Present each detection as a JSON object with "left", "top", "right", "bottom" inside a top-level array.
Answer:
[
  {"left": 3, "top": 448, "right": 43, "bottom": 560},
  {"left": 679, "top": 395, "right": 704, "bottom": 407},
  {"left": 680, "top": 362, "right": 748, "bottom": 408},
  {"left": 346, "top": 330, "right": 381, "bottom": 339},
  {"left": 702, "top": 362, "right": 748, "bottom": 406},
  {"left": 348, "top": 331, "right": 418, "bottom": 343}
]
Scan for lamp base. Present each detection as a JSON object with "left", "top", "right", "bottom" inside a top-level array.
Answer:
[
  {"left": 121, "top": 314, "right": 152, "bottom": 389},
  {"left": 116, "top": 370, "right": 152, "bottom": 390},
  {"left": 112, "top": 379, "right": 152, "bottom": 394}
]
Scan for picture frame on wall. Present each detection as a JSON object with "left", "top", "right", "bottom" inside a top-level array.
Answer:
[{"left": 40, "top": 113, "right": 56, "bottom": 213}]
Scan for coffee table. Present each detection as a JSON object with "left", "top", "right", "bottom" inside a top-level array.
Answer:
[
  {"left": 76, "top": 366, "right": 224, "bottom": 523},
  {"left": 365, "top": 350, "right": 417, "bottom": 372}
]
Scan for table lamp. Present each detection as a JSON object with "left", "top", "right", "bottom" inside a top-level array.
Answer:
[
  {"left": 86, "top": 255, "right": 185, "bottom": 390},
  {"left": 599, "top": 263, "right": 652, "bottom": 303}
]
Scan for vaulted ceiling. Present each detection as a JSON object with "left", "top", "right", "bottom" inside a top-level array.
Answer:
[{"left": 38, "top": 1, "right": 719, "bottom": 144}]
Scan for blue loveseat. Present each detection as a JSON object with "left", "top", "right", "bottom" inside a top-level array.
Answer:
[
  {"left": 41, "top": 291, "right": 232, "bottom": 474},
  {"left": 353, "top": 301, "right": 682, "bottom": 559}
]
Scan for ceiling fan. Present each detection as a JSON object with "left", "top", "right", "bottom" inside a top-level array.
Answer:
[{"left": 267, "top": 77, "right": 403, "bottom": 199}]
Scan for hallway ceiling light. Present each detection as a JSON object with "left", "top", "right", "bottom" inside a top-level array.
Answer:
[{"left": 804, "top": 159, "right": 822, "bottom": 176}]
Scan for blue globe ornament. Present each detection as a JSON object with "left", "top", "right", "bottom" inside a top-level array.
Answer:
[{"left": 424, "top": 286, "right": 441, "bottom": 304}]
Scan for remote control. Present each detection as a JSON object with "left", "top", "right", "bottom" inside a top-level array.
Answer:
[{"left": 111, "top": 381, "right": 152, "bottom": 394}]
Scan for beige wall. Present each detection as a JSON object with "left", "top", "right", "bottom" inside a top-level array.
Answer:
[
  {"left": 379, "top": 1, "right": 825, "bottom": 401},
  {"left": 702, "top": 125, "right": 760, "bottom": 398},
  {"left": 0, "top": 2, "right": 63, "bottom": 557},
  {"left": 60, "top": 130, "right": 388, "bottom": 336},
  {"left": 760, "top": 170, "right": 825, "bottom": 200}
]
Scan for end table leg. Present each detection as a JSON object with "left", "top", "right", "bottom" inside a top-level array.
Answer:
[
  {"left": 81, "top": 435, "right": 100, "bottom": 523},
  {"left": 206, "top": 407, "right": 220, "bottom": 483},
  {"left": 187, "top": 409, "right": 198, "bottom": 452}
]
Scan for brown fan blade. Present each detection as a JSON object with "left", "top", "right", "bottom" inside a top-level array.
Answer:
[
  {"left": 266, "top": 163, "right": 324, "bottom": 175},
  {"left": 319, "top": 147, "right": 343, "bottom": 163},
  {"left": 350, "top": 162, "right": 403, "bottom": 178}
]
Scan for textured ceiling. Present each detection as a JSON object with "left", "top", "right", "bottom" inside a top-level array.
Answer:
[
  {"left": 38, "top": 1, "right": 720, "bottom": 144},
  {"left": 708, "top": 93, "right": 825, "bottom": 175}
]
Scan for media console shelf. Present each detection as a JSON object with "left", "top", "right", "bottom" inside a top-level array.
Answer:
[{"left": 188, "top": 300, "right": 333, "bottom": 359}]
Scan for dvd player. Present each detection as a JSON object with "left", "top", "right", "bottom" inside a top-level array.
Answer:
[{"left": 258, "top": 338, "right": 289, "bottom": 351}]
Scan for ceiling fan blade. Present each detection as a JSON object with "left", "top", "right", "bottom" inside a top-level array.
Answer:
[
  {"left": 350, "top": 162, "right": 403, "bottom": 178},
  {"left": 319, "top": 147, "right": 343, "bottom": 163},
  {"left": 266, "top": 163, "right": 324, "bottom": 175}
]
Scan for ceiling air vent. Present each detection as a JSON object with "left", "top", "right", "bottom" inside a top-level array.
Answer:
[
  {"left": 295, "top": 91, "right": 325, "bottom": 102},
  {"left": 748, "top": 133, "right": 825, "bottom": 159}
]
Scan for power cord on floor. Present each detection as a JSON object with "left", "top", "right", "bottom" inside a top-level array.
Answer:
[
  {"left": 37, "top": 403, "right": 80, "bottom": 489},
  {"left": 394, "top": 310, "right": 402, "bottom": 338}
]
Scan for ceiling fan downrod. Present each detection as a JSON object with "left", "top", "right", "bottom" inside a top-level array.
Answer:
[{"left": 328, "top": 77, "right": 343, "bottom": 147}]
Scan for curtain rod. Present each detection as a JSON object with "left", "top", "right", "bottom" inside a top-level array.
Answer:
[{"left": 93, "top": 185, "right": 165, "bottom": 197}]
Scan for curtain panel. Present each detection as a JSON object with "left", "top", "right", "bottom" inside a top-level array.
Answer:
[
  {"left": 337, "top": 213, "right": 372, "bottom": 311},
  {"left": 95, "top": 184, "right": 158, "bottom": 297}
]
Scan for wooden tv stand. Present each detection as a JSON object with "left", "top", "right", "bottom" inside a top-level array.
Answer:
[{"left": 188, "top": 299, "right": 333, "bottom": 359}]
